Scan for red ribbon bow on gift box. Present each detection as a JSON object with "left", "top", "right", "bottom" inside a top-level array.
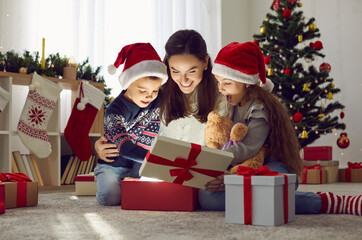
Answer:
[
  {"left": 302, "top": 164, "right": 323, "bottom": 184},
  {"left": 236, "top": 165, "right": 289, "bottom": 225},
  {"left": 0, "top": 173, "right": 32, "bottom": 208},
  {"left": 345, "top": 162, "right": 362, "bottom": 182},
  {"left": 145, "top": 143, "right": 224, "bottom": 185}
]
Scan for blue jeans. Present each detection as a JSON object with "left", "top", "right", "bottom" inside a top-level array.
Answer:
[
  {"left": 94, "top": 162, "right": 141, "bottom": 206},
  {"left": 198, "top": 161, "right": 322, "bottom": 214}
]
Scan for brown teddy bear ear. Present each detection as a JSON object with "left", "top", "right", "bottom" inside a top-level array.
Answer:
[{"left": 207, "top": 111, "right": 219, "bottom": 121}]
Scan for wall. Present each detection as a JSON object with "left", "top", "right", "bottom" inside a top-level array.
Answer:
[{"left": 221, "top": 0, "right": 362, "bottom": 167}]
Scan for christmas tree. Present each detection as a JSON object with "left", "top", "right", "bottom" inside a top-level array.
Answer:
[{"left": 253, "top": 0, "right": 346, "bottom": 147}]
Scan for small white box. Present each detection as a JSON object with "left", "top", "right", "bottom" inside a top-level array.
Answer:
[
  {"left": 75, "top": 173, "right": 97, "bottom": 196},
  {"left": 224, "top": 174, "right": 296, "bottom": 226}
]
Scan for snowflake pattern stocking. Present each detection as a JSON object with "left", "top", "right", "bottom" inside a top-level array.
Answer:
[{"left": 17, "top": 72, "right": 63, "bottom": 158}]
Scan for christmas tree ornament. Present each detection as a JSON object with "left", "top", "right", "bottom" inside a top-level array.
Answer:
[
  {"left": 298, "top": 2, "right": 303, "bottom": 7},
  {"left": 17, "top": 72, "right": 63, "bottom": 158},
  {"left": 301, "top": 129, "right": 308, "bottom": 139},
  {"left": 264, "top": 56, "right": 271, "bottom": 65},
  {"left": 298, "top": 35, "right": 303, "bottom": 42},
  {"left": 310, "top": 41, "right": 323, "bottom": 50},
  {"left": 271, "top": 0, "right": 281, "bottom": 11},
  {"left": 318, "top": 113, "right": 325, "bottom": 118},
  {"left": 340, "top": 111, "right": 345, "bottom": 119},
  {"left": 319, "top": 62, "right": 331, "bottom": 73},
  {"left": 284, "top": 68, "right": 291, "bottom": 75},
  {"left": 337, "top": 132, "right": 350, "bottom": 149},
  {"left": 331, "top": 83, "right": 335, "bottom": 88},
  {"left": 19, "top": 67, "right": 27, "bottom": 74},
  {"left": 293, "top": 112, "right": 303, "bottom": 122},
  {"left": 327, "top": 92, "right": 333, "bottom": 100},
  {"left": 267, "top": 68, "right": 273, "bottom": 76},
  {"left": 275, "top": 46, "right": 280, "bottom": 51},
  {"left": 283, "top": 9, "right": 292, "bottom": 19},
  {"left": 309, "top": 23, "right": 317, "bottom": 32},
  {"left": 303, "top": 83, "right": 311, "bottom": 91},
  {"left": 0, "top": 86, "right": 10, "bottom": 113},
  {"left": 260, "top": 26, "right": 266, "bottom": 34},
  {"left": 64, "top": 81, "right": 105, "bottom": 161}
]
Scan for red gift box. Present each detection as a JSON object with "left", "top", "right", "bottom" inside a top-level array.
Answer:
[
  {"left": 0, "top": 184, "right": 4, "bottom": 214},
  {"left": 303, "top": 146, "right": 332, "bottom": 160},
  {"left": 121, "top": 178, "right": 199, "bottom": 211}
]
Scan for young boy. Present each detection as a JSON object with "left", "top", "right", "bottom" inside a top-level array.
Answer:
[{"left": 95, "top": 43, "right": 168, "bottom": 206}]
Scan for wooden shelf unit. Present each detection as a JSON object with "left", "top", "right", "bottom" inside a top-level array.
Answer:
[{"left": 0, "top": 72, "right": 104, "bottom": 186}]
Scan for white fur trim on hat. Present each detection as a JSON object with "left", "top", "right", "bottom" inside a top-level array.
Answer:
[
  {"left": 212, "top": 63, "right": 259, "bottom": 85},
  {"left": 118, "top": 60, "right": 168, "bottom": 90}
]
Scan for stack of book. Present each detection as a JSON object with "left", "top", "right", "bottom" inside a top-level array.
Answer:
[
  {"left": 11, "top": 151, "right": 44, "bottom": 186},
  {"left": 61, "top": 155, "right": 97, "bottom": 185}
]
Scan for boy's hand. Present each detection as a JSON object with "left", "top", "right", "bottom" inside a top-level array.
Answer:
[{"left": 95, "top": 136, "right": 118, "bottom": 162}]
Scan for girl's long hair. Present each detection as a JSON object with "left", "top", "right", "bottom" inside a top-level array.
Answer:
[
  {"left": 160, "top": 29, "right": 218, "bottom": 125},
  {"left": 245, "top": 85, "right": 303, "bottom": 176}
]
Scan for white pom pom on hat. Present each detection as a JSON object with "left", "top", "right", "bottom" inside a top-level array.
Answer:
[{"left": 109, "top": 43, "right": 168, "bottom": 90}]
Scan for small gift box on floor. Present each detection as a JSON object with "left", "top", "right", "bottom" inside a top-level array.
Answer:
[
  {"left": 139, "top": 136, "right": 233, "bottom": 189},
  {"left": 121, "top": 177, "right": 199, "bottom": 211},
  {"left": 339, "top": 162, "right": 362, "bottom": 182},
  {"left": 303, "top": 160, "right": 339, "bottom": 183},
  {"left": 298, "top": 164, "right": 327, "bottom": 184},
  {"left": 303, "top": 146, "right": 332, "bottom": 161},
  {"left": 0, "top": 173, "right": 38, "bottom": 209},
  {"left": 0, "top": 184, "right": 4, "bottom": 214},
  {"left": 224, "top": 166, "right": 296, "bottom": 226},
  {"left": 75, "top": 173, "right": 97, "bottom": 196}
]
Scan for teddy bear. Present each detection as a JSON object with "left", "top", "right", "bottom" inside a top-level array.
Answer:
[{"left": 204, "top": 111, "right": 267, "bottom": 173}]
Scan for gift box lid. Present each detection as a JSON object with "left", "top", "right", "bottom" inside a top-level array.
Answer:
[
  {"left": 303, "top": 146, "right": 332, "bottom": 151},
  {"left": 303, "top": 160, "right": 339, "bottom": 167},
  {"left": 74, "top": 173, "right": 96, "bottom": 182},
  {"left": 224, "top": 174, "right": 296, "bottom": 186}
]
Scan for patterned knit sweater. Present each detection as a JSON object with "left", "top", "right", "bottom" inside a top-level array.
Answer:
[{"left": 98, "top": 90, "right": 161, "bottom": 168}]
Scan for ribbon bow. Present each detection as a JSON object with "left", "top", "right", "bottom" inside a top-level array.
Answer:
[
  {"left": 235, "top": 165, "right": 289, "bottom": 225},
  {"left": 169, "top": 158, "right": 197, "bottom": 184},
  {"left": 347, "top": 162, "right": 362, "bottom": 169},
  {"left": 0, "top": 173, "right": 32, "bottom": 182},
  {"left": 236, "top": 165, "right": 279, "bottom": 176}
]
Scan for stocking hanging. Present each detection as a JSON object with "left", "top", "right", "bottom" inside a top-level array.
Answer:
[
  {"left": 0, "top": 86, "right": 10, "bottom": 113},
  {"left": 64, "top": 80, "right": 105, "bottom": 161},
  {"left": 17, "top": 72, "right": 63, "bottom": 158}
]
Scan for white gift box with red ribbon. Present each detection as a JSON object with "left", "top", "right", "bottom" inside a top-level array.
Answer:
[
  {"left": 139, "top": 136, "right": 234, "bottom": 189},
  {"left": 224, "top": 166, "right": 296, "bottom": 226}
]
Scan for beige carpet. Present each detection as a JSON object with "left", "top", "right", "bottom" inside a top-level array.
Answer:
[{"left": 1, "top": 185, "right": 362, "bottom": 240}]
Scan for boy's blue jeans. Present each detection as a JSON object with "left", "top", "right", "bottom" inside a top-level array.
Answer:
[
  {"left": 94, "top": 162, "right": 141, "bottom": 206},
  {"left": 198, "top": 161, "right": 322, "bottom": 214}
]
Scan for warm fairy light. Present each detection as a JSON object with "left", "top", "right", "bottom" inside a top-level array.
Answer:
[
  {"left": 335, "top": 133, "right": 338, "bottom": 136},
  {"left": 315, "top": 130, "right": 319, "bottom": 134},
  {"left": 341, "top": 152, "right": 344, "bottom": 156}
]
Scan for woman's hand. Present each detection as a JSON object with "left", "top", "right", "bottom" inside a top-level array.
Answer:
[
  {"left": 94, "top": 136, "right": 118, "bottom": 162},
  {"left": 204, "top": 171, "right": 230, "bottom": 191}
]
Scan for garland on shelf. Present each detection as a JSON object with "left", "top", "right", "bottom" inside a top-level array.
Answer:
[{"left": 0, "top": 50, "right": 112, "bottom": 108}]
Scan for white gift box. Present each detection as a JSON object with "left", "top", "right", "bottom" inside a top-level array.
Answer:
[
  {"left": 75, "top": 173, "right": 97, "bottom": 196},
  {"left": 224, "top": 173, "right": 296, "bottom": 226},
  {"left": 139, "top": 135, "right": 234, "bottom": 189}
]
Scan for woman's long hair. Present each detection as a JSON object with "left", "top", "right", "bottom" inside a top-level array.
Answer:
[
  {"left": 160, "top": 29, "right": 218, "bottom": 125},
  {"left": 245, "top": 85, "right": 303, "bottom": 176}
]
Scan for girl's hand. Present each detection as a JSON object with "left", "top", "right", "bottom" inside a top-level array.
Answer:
[
  {"left": 204, "top": 171, "right": 230, "bottom": 191},
  {"left": 94, "top": 136, "right": 118, "bottom": 162}
]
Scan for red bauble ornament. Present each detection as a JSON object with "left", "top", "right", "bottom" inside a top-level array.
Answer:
[
  {"left": 319, "top": 62, "right": 331, "bottom": 73},
  {"left": 284, "top": 68, "right": 291, "bottom": 75},
  {"left": 276, "top": 46, "right": 280, "bottom": 51},
  {"left": 337, "top": 132, "right": 350, "bottom": 149},
  {"left": 264, "top": 56, "right": 271, "bottom": 65},
  {"left": 293, "top": 112, "right": 303, "bottom": 122},
  {"left": 310, "top": 41, "right": 323, "bottom": 50},
  {"left": 283, "top": 9, "right": 292, "bottom": 19},
  {"left": 340, "top": 111, "right": 345, "bottom": 119}
]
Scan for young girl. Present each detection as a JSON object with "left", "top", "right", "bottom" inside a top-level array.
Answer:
[{"left": 199, "top": 41, "right": 362, "bottom": 216}]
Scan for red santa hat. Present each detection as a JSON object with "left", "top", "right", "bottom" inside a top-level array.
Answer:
[
  {"left": 108, "top": 43, "right": 168, "bottom": 90},
  {"left": 212, "top": 42, "right": 274, "bottom": 91}
]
